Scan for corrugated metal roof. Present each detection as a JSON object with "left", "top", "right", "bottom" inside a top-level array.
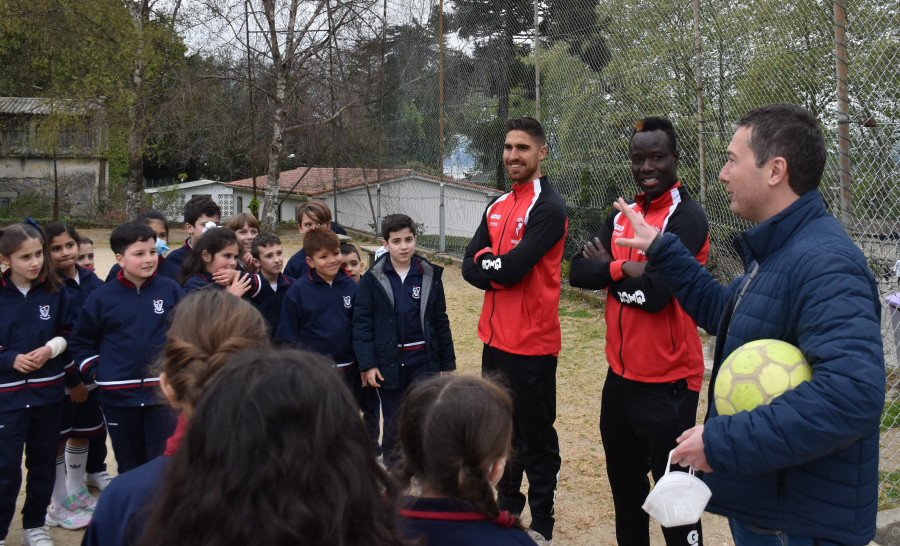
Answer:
[{"left": 0, "top": 97, "right": 101, "bottom": 115}]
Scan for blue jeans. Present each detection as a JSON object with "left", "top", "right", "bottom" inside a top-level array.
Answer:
[{"left": 729, "top": 518, "right": 844, "bottom": 546}]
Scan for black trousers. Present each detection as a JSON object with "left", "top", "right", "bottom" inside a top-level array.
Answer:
[
  {"left": 482, "top": 345, "right": 561, "bottom": 540},
  {"left": 600, "top": 368, "right": 703, "bottom": 546}
]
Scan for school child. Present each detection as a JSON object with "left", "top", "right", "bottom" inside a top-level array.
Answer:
[
  {"left": 225, "top": 212, "right": 259, "bottom": 273},
  {"left": 106, "top": 209, "right": 171, "bottom": 282},
  {"left": 156, "top": 196, "right": 221, "bottom": 280},
  {"left": 340, "top": 243, "right": 366, "bottom": 282},
  {"left": 44, "top": 223, "right": 108, "bottom": 529},
  {"left": 178, "top": 228, "right": 270, "bottom": 300},
  {"left": 284, "top": 199, "right": 334, "bottom": 279},
  {"left": 69, "top": 222, "right": 184, "bottom": 474},
  {"left": 395, "top": 375, "right": 535, "bottom": 546},
  {"left": 275, "top": 229, "right": 359, "bottom": 396},
  {"left": 76, "top": 238, "right": 94, "bottom": 271},
  {"left": 340, "top": 242, "right": 381, "bottom": 455},
  {"left": 353, "top": 214, "right": 456, "bottom": 466},
  {"left": 135, "top": 348, "right": 407, "bottom": 546},
  {"left": 249, "top": 232, "right": 293, "bottom": 337},
  {"left": 0, "top": 222, "right": 74, "bottom": 546},
  {"left": 83, "top": 290, "right": 271, "bottom": 546}
]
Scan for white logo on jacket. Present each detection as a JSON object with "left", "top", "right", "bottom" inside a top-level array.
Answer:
[
  {"left": 343, "top": 295, "right": 352, "bottom": 309},
  {"left": 490, "top": 213, "right": 502, "bottom": 220},
  {"left": 39, "top": 305, "right": 51, "bottom": 320},
  {"left": 618, "top": 290, "right": 646, "bottom": 305},
  {"left": 482, "top": 257, "right": 502, "bottom": 271},
  {"left": 412, "top": 286, "right": 421, "bottom": 300},
  {"left": 515, "top": 217, "right": 525, "bottom": 237},
  {"left": 153, "top": 299, "right": 165, "bottom": 315}
]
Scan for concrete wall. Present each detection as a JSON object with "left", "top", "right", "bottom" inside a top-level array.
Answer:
[{"left": 0, "top": 156, "right": 106, "bottom": 217}]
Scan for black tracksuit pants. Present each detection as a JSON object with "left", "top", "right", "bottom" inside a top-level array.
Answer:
[
  {"left": 482, "top": 345, "right": 561, "bottom": 540},
  {"left": 601, "top": 368, "right": 703, "bottom": 546}
]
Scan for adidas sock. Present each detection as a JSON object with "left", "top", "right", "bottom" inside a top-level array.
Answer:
[
  {"left": 65, "top": 443, "right": 89, "bottom": 495},
  {"left": 52, "top": 455, "right": 69, "bottom": 509}
]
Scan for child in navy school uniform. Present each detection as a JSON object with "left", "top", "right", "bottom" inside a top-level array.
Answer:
[
  {"left": 106, "top": 209, "right": 171, "bottom": 282},
  {"left": 275, "top": 229, "right": 359, "bottom": 396},
  {"left": 395, "top": 375, "right": 536, "bottom": 546},
  {"left": 76, "top": 237, "right": 95, "bottom": 271},
  {"left": 156, "top": 196, "right": 221, "bottom": 280},
  {"left": 284, "top": 199, "right": 334, "bottom": 279},
  {"left": 353, "top": 214, "right": 456, "bottom": 466},
  {"left": 225, "top": 212, "right": 260, "bottom": 273},
  {"left": 341, "top": 242, "right": 381, "bottom": 456},
  {"left": 83, "top": 290, "right": 271, "bottom": 546},
  {"left": 0, "top": 222, "right": 75, "bottom": 546},
  {"left": 249, "top": 232, "right": 293, "bottom": 338},
  {"left": 178, "top": 228, "right": 271, "bottom": 300},
  {"left": 44, "top": 223, "right": 107, "bottom": 530},
  {"left": 69, "top": 222, "right": 184, "bottom": 474}
]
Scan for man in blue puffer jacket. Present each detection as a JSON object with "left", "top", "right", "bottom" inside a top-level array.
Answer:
[{"left": 613, "top": 103, "right": 885, "bottom": 545}]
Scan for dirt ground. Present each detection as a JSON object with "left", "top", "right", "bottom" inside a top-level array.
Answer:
[{"left": 10, "top": 227, "right": 734, "bottom": 545}]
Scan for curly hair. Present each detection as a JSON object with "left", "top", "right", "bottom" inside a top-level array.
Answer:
[
  {"left": 138, "top": 348, "right": 410, "bottom": 546},
  {"left": 395, "top": 374, "right": 520, "bottom": 529},
  {"left": 158, "top": 290, "right": 270, "bottom": 417}
]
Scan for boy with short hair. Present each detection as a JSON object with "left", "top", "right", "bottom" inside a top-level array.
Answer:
[
  {"left": 69, "top": 222, "right": 184, "bottom": 473},
  {"left": 156, "top": 196, "right": 221, "bottom": 280},
  {"left": 284, "top": 199, "right": 332, "bottom": 279},
  {"left": 275, "top": 228, "right": 358, "bottom": 394},
  {"left": 340, "top": 243, "right": 366, "bottom": 282},
  {"left": 353, "top": 214, "right": 455, "bottom": 465},
  {"left": 250, "top": 232, "right": 293, "bottom": 338},
  {"left": 77, "top": 237, "right": 95, "bottom": 270}
]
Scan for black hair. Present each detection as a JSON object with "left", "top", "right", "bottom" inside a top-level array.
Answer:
[
  {"left": 110, "top": 222, "right": 156, "bottom": 255},
  {"left": 504, "top": 116, "right": 546, "bottom": 146},
  {"left": 178, "top": 228, "right": 238, "bottom": 285},
  {"left": 44, "top": 222, "right": 80, "bottom": 246},
  {"left": 735, "top": 103, "right": 826, "bottom": 195},
  {"left": 183, "top": 196, "right": 222, "bottom": 226},
  {"left": 381, "top": 214, "right": 416, "bottom": 241},
  {"left": 137, "top": 348, "right": 408, "bottom": 546},
  {"left": 136, "top": 209, "right": 169, "bottom": 237},
  {"left": 395, "top": 375, "right": 522, "bottom": 530},
  {"left": 340, "top": 243, "right": 360, "bottom": 259},
  {"left": 250, "top": 232, "right": 282, "bottom": 260},
  {"left": 630, "top": 117, "right": 677, "bottom": 154}
]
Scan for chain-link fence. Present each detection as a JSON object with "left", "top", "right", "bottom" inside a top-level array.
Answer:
[{"left": 364, "top": 0, "right": 900, "bottom": 504}]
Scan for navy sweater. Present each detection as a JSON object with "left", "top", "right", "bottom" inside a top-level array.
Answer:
[
  {"left": 0, "top": 272, "right": 74, "bottom": 411},
  {"left": 69, "top": 272, "right": 184, "bottom": 407},
  {"left": 275, "top": 268, "right": 356, "bottom": 365},
  {"left": 156, "top": 239, "right": 191, "bottom": 281},
  {"left": 251, "top": 273, "right": 294, "bottom": 338},
  {"left": 181, "top": 270, "right": 272, "bottom": 301},
  {"left": 283, "top": 247, "right": 308, "bottom": 280},
  {"left": 399, "top": 497, "right": 535, "bottom": 546}
]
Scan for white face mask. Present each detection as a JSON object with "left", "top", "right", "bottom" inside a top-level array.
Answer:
[{"left": 641, "top": 450, "right": 712, "bottom": 528}]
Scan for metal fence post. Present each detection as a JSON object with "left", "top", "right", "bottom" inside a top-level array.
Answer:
[
  {"left": 376, "top": 183, "right": 382, "bottom": 237},
  {"left": 439, "top": 182, "right": 446, "bottom": 252}
]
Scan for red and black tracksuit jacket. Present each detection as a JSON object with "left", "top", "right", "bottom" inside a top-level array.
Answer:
[
  {"left": 570, "top": 183, "right": 709, "bottom": 391},
  {"left": 463, "top": 176, "right": 568, "bottom": 357}
]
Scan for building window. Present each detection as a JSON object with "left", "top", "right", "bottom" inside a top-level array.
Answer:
[{"left": 235, "top": 196, "right": 243, "bottom": 213}]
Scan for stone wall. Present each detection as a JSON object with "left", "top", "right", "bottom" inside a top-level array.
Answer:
[{"left": 0, "top": 156, "right": 106, "bottom": 217}]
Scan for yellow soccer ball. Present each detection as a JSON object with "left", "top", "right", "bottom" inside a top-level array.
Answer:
[{"left": 714, "top": 339, "right": 812, "bottom": 416}]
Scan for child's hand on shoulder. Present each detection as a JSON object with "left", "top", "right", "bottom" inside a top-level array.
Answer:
[{"left": 226, "top": 273, "right": 252, "bottom": 297}]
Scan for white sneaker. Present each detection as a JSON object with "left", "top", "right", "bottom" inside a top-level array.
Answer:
[
  {"left": 67, "top": 486, "right": 97, "bottom": 512},
  {"left": 45, "top": 503, "right": 91, "bottom": 530},
  {"left": 84, "top": 471, "right": 113, "bottom": 491},
  {"left": 20, "top": 526, "right": 53, "bottom": 546},
  {"left": 527, "top": 529, "right": 552, "bottom": 546}
]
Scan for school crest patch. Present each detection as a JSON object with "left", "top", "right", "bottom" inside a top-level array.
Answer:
[
  {"left": 343, "top": 295, "right": 352, "bottom": 309},
  {"left": 39, "top": 305, "right": 51, "bottom": 320},
  {"left": 412, "top": 286, "right": 421, "bottom": 300},
  {"left": 153, "top": 299, "right": 165, "bottom": 315}
]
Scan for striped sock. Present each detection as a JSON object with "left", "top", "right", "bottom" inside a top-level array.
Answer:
[
  {"left": 52, "top": 455, "right": 69, "bottom": 508},
  {"left": 65, "top": 443, "right": 90, "bottom": 495}
]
